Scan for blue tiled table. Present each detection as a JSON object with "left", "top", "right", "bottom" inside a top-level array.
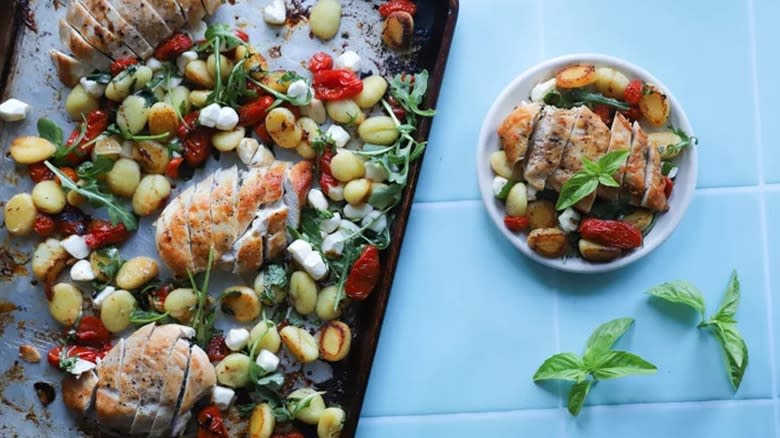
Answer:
[{"left": 358, "top": 0, "right": 780, "bottom": 436}]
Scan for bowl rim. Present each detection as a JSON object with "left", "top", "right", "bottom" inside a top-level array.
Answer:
[{"left": 476, "top": 52, "right": 698, "bottom": 274}]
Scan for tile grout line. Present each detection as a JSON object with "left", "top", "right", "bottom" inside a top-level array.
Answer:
[{"left": 747, "top": 0, "right": 779, "bottom": 435}]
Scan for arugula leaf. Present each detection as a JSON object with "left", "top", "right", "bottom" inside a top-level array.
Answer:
[
  {"left": 660, "top": 126, "right": 698, "bottom": 160},
  {"left": 544, "top": 88, "right": 630, "bottom": 111},
  {"left": 189, "top": 249, "right": 218, "bottom": 347},
  {"left": 93, "top": 247, "right": 123, "bottom": 285},
  {"left": 250, "top": 75, "right": 312, "bottom": 108},
  {"left": 106, "top": 123, "right": 171, "bottom": 142},
  {"left": 567, "top": 380, "right": 591, "bottom": 416},
  {"left": 583, "top": 317, "right": 634, "bottom": 361},
  {"left": 532, "top": 353, "right": 587, "bottom": 382},
  {"left": 44, "top": 161, "right": 138, "bottom": 231},
  {"left": 368, "top": 183, "right": 403, "bottom": 210},
  {"left": 647, "top": 280, "right": 706, "bottom": 319},
  {"left": 200, "top": 24, "right": 246, "bottom": 52},
  {"left": 588, "top": 350, "right": 657, "bottom": 380},
  {"left": 76, "top": 157, "right": 115, "bottom": 181},
  {"left": 287, "top": 390, "right": 327, "bottom": 417},
  {"left": 129, "top": 309, "right": 170, "bottom": 324},
  {"left": 556, "top": 150, "right": 630, "bottom": 211},
  {"left": 389, "top": 70, "right": 436, "bottom": 118},
  {"left": 260, "top": 264, "right": 288, "bottom": 304},
  {"left": 38, "top": 118, "right": 64, "bottom": 147}
]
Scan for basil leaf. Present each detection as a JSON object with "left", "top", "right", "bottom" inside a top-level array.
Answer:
[
  {"left": 37, "top": 118, "right": 63, "bottom": 147},
  {"left": 556, "top": 174, "right": 598, "bottom": 210},
  {"left": 583, "top": 317, "right": 634, "bottom": 361},
  {"left": 567, "top": 380, "right": 591, "bottom": 416},
  {"left": 713, "top": 270, "right": 740, "bottom": 322},
  {"left": 598, "top": 174, "right": 620, "bottom": 187},
  {"left": 720, "top": 333, "right": 749, "bottom": 391},
  {"left": 532, "top": 353, "right": 587, "bottom": 382},
  {"left": 589, "top": 350, "right": 657, "bottom": 380},
  {"left": 712, "top": 322, "right": 746, "bottom": 369},
  {"left": 582, "top": 157, "right": 600, "bottom": 175},
  {"left": 599, "top": 150, "right": 631, "bottom": 175},
  {"left": 647, "top": 280, "right": 707, "bottom": 320}
]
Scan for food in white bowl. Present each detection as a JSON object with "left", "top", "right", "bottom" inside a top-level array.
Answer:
[{"left": 477, "top": 54, "right": 697, "bottom": 273}]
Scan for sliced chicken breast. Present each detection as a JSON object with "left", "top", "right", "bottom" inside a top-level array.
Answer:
[
  {"left": 188, "top": 174, "right": 215, "bottom": 271},
  {"left": 523, "top": 106, "right": 579, "bottom": 191},
  {"left": 106, "top": 323, "right": 157, "bottom": 432},
  {"left": 237, "top": 167, "right": 269, "bottom": 234},
  {"left": 62, "top": 370, "right": 99, "bottom": 414},
  {"left": 497, "top": 102, "right": 543, "bottom": 166},
  {"left": 641, "top": 140, "right": 669, "bottom": 212},
  {"left": 94, "top": 338, "right": 126, "bottom": 429},
  {"left": 597, "top": 112, "right": 633, "bottom": 201},
  {"left": 155, "top": 185, "right": 195, "bottom": 276},
  {"left": 106, "top": 0, "right": 173, "bottom": 49},
  {"left": 176, "top": 0, "right": 208, "bottom": 26},
  {"left": 66, "top": 2, "right": 136, "bottom": 60},
  {"left": 58, "top": 20, "right": 113, "bottom": 71},
  {"left": 210, "top": 166, "right": 240, "bottom": 262},
  {"left": 148, "top": 338, "right": 190, "bottom": 437},
  {"left": 145, "top": 0, "right": 188, "bottom": 33},
  {"left": 284, "top": 160, "right": 314, "bottom": 230},
  {"left": 621, "top": 122, "right": 649, "bottom": 206},
  {"left": 174, "top": 345, "right": 216, "bottom": 425},
  {"left": 79, "top": 0, "right": 154, "bottom": 59},
  {"left": 50, "top": 49, "right": 91, "bottom": 88},
  {"left": 201, "top": 0, "right": 222, "bottom": 15},
  {"left": 233, "top": 202, "right": 290, "bottom": 273}
]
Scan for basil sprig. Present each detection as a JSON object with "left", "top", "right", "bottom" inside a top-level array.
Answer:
[
  {"left": 533, "top": 318, "right": 657, "bottom": 416},
  {"left": 648, "top": 271, "right": 748, "bottom": 390},
  {"left": 556, "top": 150, "right": 630, "bottom": 211}
]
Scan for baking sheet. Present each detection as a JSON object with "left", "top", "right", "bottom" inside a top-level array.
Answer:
[{"left": 0, "top": 0, "right": 457, "bottom": 436}]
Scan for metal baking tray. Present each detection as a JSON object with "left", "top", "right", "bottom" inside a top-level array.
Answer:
[{"left": 0, "top": 0, "right": 458, "bottom": 436}]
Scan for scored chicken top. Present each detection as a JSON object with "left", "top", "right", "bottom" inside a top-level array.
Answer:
[{"left": 498, "top": 103, "right": 669, "bottom": 213}]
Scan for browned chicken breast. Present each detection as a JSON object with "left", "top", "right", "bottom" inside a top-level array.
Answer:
[
  {"left": 66, "top": 2, "right": 137, "bottom": 60},
  {"left": 148, "top": 338, "right": 190, "bottom": 437},
  {"left": 50, "top": 49, "right": 92, "bottom": 87},
  {"left": 284, "top": 160, "right": 315, "bottom": 230},
  {"left": 58, "top": 20, "right": 113, "bottom": 71},
  {"left": 597, "top": 112, "right": 633, "bottom": 201},
  {"left": 497, "top": 102, "right": 543, "bottom": 167},
  {"left": 621, "top": 121, "right": 649, "bottom": 206},
  {"left": 145, "top": 0, "right": 188, "bottom": 33},
  {"left": 176, "top": 0, "right": 208, "bottom": 27},
  {"left": 79, "top": 0, "right": 155, "bottom": 59},
  {"left": 106, "top": 0, "right": 173, "bottom": 49},
  {"left": 641, "top": 139, "right": 669, "bottom": 211},
  {"left": 187, "top": 174, "right": 216, "bottom": 270},
  {"left": 155, "top": 185, "right": 196, "bottom": 275},
  {"left": 62, "top": 370, "right": 99, "bottom": 414},
  {"left": 523, "top": 106, "right": 579, "bottom": 191}
]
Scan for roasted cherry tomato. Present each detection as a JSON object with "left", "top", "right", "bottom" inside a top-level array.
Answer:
[
  {"left": 621, "top": 105, "right": 642, "bottom": 122},
  {"left": 663, "top": 176, "right": 674, "bottom": 198},
  {"left": 33, "top": 214, "right": 57, "bottom": 237},
  {"left": 592, "top": 104, "right": 613, "bottom": 125},
  {"left": 205, "top": 336, "right": 229, "bottom": 363},
  {"left": 308, "top": 52, "right": 333, "bottom": 73},
  {"left": 579, "top": 218, "right": 643, "bottom": 250},
  {"left": 47, "top": 345, "right": 107, "bottom": 370},
  {"left": 319, "top": 150, "right": 339, "bottom": 197},
  {"left": 197, "top": 405, "right": 228, "bottom": 438},
  {"left": 110, "top": 57, "right": 139, "bottom": 76},
  {"left": 70, "top": 316, "right": 111, "bottom": 347},
  {"left": 313, "top": 69, "right": 364, "bottom": 101},
  {"left": 254, "top": 123, "right": 273, "bottom": 143},
  {"left": 623, "top": 79, "right": 644, "bottom": 105},
  {"left": 345, "top": 245, "right": 380, "bottom": 301},
  {"left": 238, "top": 96, "right": 275, "bottom": 126},
  {"left": 183, "top": 128, "right": 213, "bottom": 167},
  {"left": 63, "top": 109, "right": 110, "bottom": 165},
  {"left": 84, "top": 220, "right": 131, "bottom": 250},
  {"left": 55, "top": 167, "right": 78, "bottom": 185},
  {"left": 234, "top": 29, "right": 249, "bottom": 42},
  {"left": 504, "top": 215, "right": 529, "bottom": 232},
  {"left": 178, "top": 111, "right": 200, "bottom": 140},
  {"left": 154, "top": 32, "right": 194, "bottom": 61},
  {"left": 165, "top": 156, "right": 184, "bottom": 180},
  {"left": 28, "top": 162, "right": 55, "bottom": 183},
  {"left": 379, "top": 0, "right": 417, "bottom": 17},
  {"left": 387, "top": 95, "right": 406, "bottom": 120},
  {"left": 56, "top": 205, "right": 91, "bottom": 236}
]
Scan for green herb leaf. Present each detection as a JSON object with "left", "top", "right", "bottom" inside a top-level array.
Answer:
[
  {"left": 556, "top": 150, "right": 629, "bottom": 211},
  {"left": 84, "top": 72, "right": 112, "bottom": 85},
  {"left": 93, "top": 247, "right": 123, "bottom": 285},
  {"left": 711, "top": 322, "right": 746, "bottom": 369},
  {"left": 287, "top": 390, "right": 326, "bottom": 417},
  {"left": 556, "top": 174, "right": 599, "bottom": 210},
  {"left": 661, "top": 126, "right": 698, "bottom": 160},
  {"left": 201, "top": 24, "right": 246, "bottom": 52},
  {"left": 589, "top": 350, "right": 657, "bottom": 380},
  {"left": 584, "top": 317, "right": 634, "bottom": 361},
  {"left": 37, "top": 118, "right": 64, "bottom": 147},
  {"left": 368, "top": 183, "right": 403, "bottom": 209},
  {"left": 567, "top": 380, "right": 591, "bottom": 416},
  {"left": 250, "top": 75, "right": 312, "bottom": 108},
  {"left": 647, "top": 280, "right": 707, "bottom": 319},
  {"left": 76, "top": 157, "right": 115, "bottom": 181},
  {"left": 532, "top": 353, "right": 587, "bottom": 382},
  {"left": 389, "top": 70, "right": 436, "bottom": 118},
  {"left": 189, "top": 249, "right": 218, "bottom": 347},
  {"left": 129, "top": 309, "right": 170, "bottom": 324},
  {"left": 599, "top": 150, "right": 631, "bottom": 175},
  {"left": 495, "top": 180, "right": 516, "bottom": 201},
  {"left": 544, "top": 89, "right": 630, "bottom": 111},
  {"left": 712, "top": 270, "right": 740, "bottom": 322}
]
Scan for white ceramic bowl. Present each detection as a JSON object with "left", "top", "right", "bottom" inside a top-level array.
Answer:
[{"left": 476, "top": 53, "right": 697, "bottom": 273}]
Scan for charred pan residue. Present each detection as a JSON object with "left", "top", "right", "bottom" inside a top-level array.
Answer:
[
  {"left": 0, "top": 245, "right": 30, "bottom": 281},
  {"left": 21, "top": 1, "right": 37, "bottom": 33},
  {"left": 33, "top": 381, "right": 55, "bottom": 406},
  {"left": 268, "top": 45, "right": 282, "bottom": 59},
  {"left": 286, "top": 0, "right": 310, "bottom": 27}
]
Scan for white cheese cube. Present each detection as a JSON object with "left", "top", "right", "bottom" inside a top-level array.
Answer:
[
  {"left": 321, "top": 231, "right": 345, "bottom": 257},
  {"left": 61, "top": 235, "right": 90, "bottom": 259},
  {"left": 334, "top": 50, "right": 361, "bottom": 72},
  {"left": 263, "top": 0, "right": 287, "bottom": 25},
  {"left": 146, "top": 57, "right": 164, "bottom": 71},
  {"left": 325, "top": 125, "right": 350, "bottom": 148},
  {"left": 344, "top": 203, "right": 374, "bottom": 220},
  {"left": 526, "top": 185, "right": 538, "bottom": 201},
  {"left": 70, "top": 260, "right": 95, "bottom": 281},
  {"left": 211, "top": 386, "right": 235, "bottom": 411},
  {"left": 0, "top": 98, "right": 30, "bottom": 122},
  {"left": 237, "top": 137, "right": 259, "bottom": 165},
  {"left": 492, "top": 176, "right": 509, "bottom": 197},
  {"left": 308, "top": 189, "right": 329, "bottom": 211},
  {"left": 301, "top": 98, "right": 326, "bottom": 123},
  {"left": 558, "top": 208, "right": 581, "bottom": 233},
  {"left": 79, "top": 77, "right": 106, "bottom": 98},
  {"left": 176, "top": 51, "right": 198, "bottom": 73},
  {"left": 339, "top": 219, "right": 360, "bottom": 234},
  {"left": 188, "top": 20, "right": 208, "bottom": 41},
  {"left": 287, "top": 79, "right": 310, "bottom": 101},
  {"left": 326, "top": 183, "right": 345, "bottom": 201},
  {"left": 320, "top": 212, "right": 341, "bottom": 234},
  {"left": 92, "top": 286, "right": 116, "bottom": 309},
  {"left": 216, "top": 106, "right": 239, "bottom": 131},
  {"left": 255, "top": 349, "right": 280, "bottom": 373},
  {"left": 530, "top": 78, "right": 557, "bottom": 102},
  {"left": 224, "top": 328, "right": 250, "bottom": 351},
  {"left": 302, "top": 251, "right": 328, "bottom": 280},
  {"left": 287, "top": 239, "right": 313, "bottom": 265},
  {"left": 361, "top": 211, "right": 387, "bottom": 233},
  {"left": 69, "top": 358, "right": 96, "bottom": 377},
  {"left": 199, "top": 103, "right": 221, "bottom": 128},
  {"left": 364, "top": 162, "right": 388, "bottom": 182}
]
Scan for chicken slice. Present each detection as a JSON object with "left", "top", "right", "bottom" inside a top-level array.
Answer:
[
  {"left": 187, "top": 174, "right": 215, "bottom": 272},
  {"left": 148, "top": 338, "right": 190, "bottom": 438},
  {"left": 107, "top": 0, "right": 172, "bottom": 49},
  {"left": 94, "top": 338, "right": 126, "bottom": 429},
  {"left": 50, "top": 49, "right": 91, "bottom": 88},
  {"left": 497, "top": 102, "right": 543, "bottom": 166},
  {"left": 260, "top": 162, "right": 289, "bottom": 261},
  {"left": 79, "top": 0, "right": 154, "bottom": 59},
  {"left": 173, "top": 345, "right": 216, "bottom": 432},
  {"left": 144, "top": 0, "right": 188, "bottom": 34},
  {"left": 549, "top": 106, "right": 611, "bottom": 213},
  {"left": 200, "top": 0, "right": 222, "bottom": 15},
  {"left": 66, "top": 2, "right": 136, "bottom": 60},
  {"left": 233, "top": 201, "right": 289, "bottom": 273},
  {"left": 523, "top": 106, "right": 579, "bottom": 191},
  {"left": 62, "top": 370, "right": 99, "bottom": 415},
  {"left": 175, "top": 0, "right": 208, "bottom": 26},
  {"left": 155, "top": 185, "right": 195, "bottom": 276},
  {"left": 210, "top": 166, "right": 240, "bottom": 262},
  {"left": 641, "top": 138, "right": 669, "bottom": 212},
  {"left": 129, "top": 325, "right": 193, "bottom": 435},
  {"left": 597, "top": 112, "right": 633, "bottom": 201},
  {"left": 58, "top": 20, "right": 113, "bottom": 71},
  {"left": 621, "top": 122, "right": 649, "bottom": 206},
  {"left": 237, "top": 167, "right": 269, "bottom": 234},
  {"left": 284, "top": 160, "right": 314, "bottom": 230}
]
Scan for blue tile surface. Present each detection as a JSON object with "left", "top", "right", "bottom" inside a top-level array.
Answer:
[
  {"left": 359, "top": 411, "right": 563, "bottom": 437},
  {"left": 755, "top": 0, "right": 780, "bottom": 183},
  {"left": 765, "top": 190, "right": 780, "bottom": 396}
]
